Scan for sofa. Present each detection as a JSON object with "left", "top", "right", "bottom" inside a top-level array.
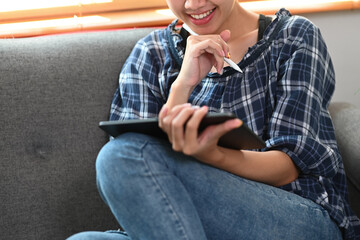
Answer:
[{"left": 0, "top": 28, "right": 359, "bottom": 240}]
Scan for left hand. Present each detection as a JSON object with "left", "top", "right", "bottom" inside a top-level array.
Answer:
[{"left": 158, "top": 104, "right": 242, "bottom": 163}]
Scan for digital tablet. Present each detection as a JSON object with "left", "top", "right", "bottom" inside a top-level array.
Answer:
[{"left": 99, "top": 112, "right": 266, "bottom": 150}]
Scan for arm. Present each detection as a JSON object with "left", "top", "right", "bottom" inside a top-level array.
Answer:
[
  {"left": 160, "top": 104, "right": 299, "bottom": 187},
  {"left": 110, "top": 33, "right": 165, "bottom": 120},
  {"left": 204, "top": 146, "right": 299, "bottom": 187},
  {"left": 264, "top": 19, "right": 340, "bottom": 179}
]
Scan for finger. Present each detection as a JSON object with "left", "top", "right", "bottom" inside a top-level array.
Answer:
[
  {"left": 163, "top": 103, "right": 191, "bottom": 126},
  {"left": 220, "top": 30, "right": 231, "bottom": 43},
  {"left": 171, "top": 107, "right": 197, "bottom": 151},
  {"left": 186, "top": 35, "right": 229, "bottom": 75},
  {"left": 199, "top": 48, "right": 225, "bottom": 74},
  {"left": 162, "top": 103, "right": 191, "bottom": 140},
  {"left": 195, "top": 38, "right": 228, "bottom": 74},
  {"left": 191, "top": 33, "right": 230, "bottom": 58},
  {"left": 158, "top": 105, "right": 168, "bottom": 128},
  {"left": 193, "top": 43, "right": 224, "bottom": 74},
  {"left": 199, "top": 118, "right": 243, "bottom": 146},
  {"left": 187, "top": 35, "right": 224, "bottom": 55},
  {"left": 219, "top": 30, "right": 231, "bottom": 56},
  {"left": 183, "top": 106, "right": 209, "bottom": 154},
  {"left": 211, "top": 52, "right": 225, "bottom": 74},
  {"left": 192, "top": 39, "right": 225, "bottom": 59}
]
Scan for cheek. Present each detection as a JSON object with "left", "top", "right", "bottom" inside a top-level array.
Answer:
[{"left": 166, "top": 0, "right": 185, "bottom": 19}]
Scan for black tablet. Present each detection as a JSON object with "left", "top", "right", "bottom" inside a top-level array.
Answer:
[{"left": 99, "top": 112, "right": 266, "bottom": 150}]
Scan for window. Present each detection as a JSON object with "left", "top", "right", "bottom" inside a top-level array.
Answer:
[{"left": 0, "top": 0, "right": 359, "bottom": 38}]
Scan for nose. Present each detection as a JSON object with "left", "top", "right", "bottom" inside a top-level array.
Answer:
[{"left": 185, "top": 0, "right": 207, "bottom": 10}]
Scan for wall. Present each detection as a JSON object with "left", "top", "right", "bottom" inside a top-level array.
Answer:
[{"left": 302, "top": 10, "right": 360, "bottom": 107}]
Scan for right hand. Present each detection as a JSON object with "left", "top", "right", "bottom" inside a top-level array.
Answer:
[
  {"left": 158, "top": 103, "right": 242, "bottom": 161},
  {"left": 176, "top": 30, "right": 231, "bottom": 91}
]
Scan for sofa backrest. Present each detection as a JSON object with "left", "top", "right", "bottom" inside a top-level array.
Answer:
[{"left": 0, "top": 28, "right": 153, "bottom": 240}]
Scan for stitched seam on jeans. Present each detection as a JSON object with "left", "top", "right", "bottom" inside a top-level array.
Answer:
[
  {"left": 226, "top": 172, "right": 327, "bottom": 212},
  {"left": 141, "top": 141, "right": 191, "bottom": 240}
]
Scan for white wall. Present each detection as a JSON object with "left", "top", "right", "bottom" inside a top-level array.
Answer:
[{"left": 301, "top": 10, "right": 360, "bottom": 108}]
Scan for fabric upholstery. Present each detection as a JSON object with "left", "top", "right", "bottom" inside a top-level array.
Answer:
[
  {"left": 329, "top": 102, "right": 360, "bottom": 217},
  {"left": 0, "top": 28, "right": 153, "bottom": 240}
]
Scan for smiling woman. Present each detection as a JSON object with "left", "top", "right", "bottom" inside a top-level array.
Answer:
[{"left": 0, "top": 0, "right": 359, "bottom": 37}]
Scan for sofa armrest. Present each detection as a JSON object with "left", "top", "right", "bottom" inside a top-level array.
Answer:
[{"left": 329, "top": 102, "right": 360, "bottom": 217}]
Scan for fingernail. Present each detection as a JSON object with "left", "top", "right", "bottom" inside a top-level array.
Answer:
[
  {"left": 160, "top": 106, "right": 168, "bottom": 115},
  {"left": 227, "top": 52, "right": 231, "bottom": 59},
  {"left": 232, "top": 119, "right": 242, "bottom": 127}
]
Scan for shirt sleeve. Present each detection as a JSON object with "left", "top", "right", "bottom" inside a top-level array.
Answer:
[
  {"left": 265, "top": 18, "right": 341, "bottom": 179},
  {"left": 110, "top": 33, "right": 166, "bottom": 121}
]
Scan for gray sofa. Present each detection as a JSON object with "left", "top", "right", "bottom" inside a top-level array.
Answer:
[{"left": 0, "top": 28, "right": 359, "bottom": 240}]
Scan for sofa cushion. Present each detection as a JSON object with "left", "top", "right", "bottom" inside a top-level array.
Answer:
[{"left": 329, "top": 102, "right": 360, "bottom": 217}]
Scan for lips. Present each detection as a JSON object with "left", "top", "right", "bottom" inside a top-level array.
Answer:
[
  {"left": 188, "top": 8, "right": 216, "bottom": 26},
  {"left": 190, "top": 8, "right": 215, "bottom": 20}
]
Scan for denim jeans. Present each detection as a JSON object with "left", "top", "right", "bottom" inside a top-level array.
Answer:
[{"left": 67, "top": 132, "right": 342, "bottom": 240}]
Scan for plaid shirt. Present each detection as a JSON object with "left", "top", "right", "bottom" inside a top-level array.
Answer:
[{"left": 110, "top": 9, "right": 360, "bottom": 239}]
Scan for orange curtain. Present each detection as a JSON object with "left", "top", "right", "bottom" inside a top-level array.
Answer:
[{"left": 1, "top": 0, "right": 359, "bottom": 38}]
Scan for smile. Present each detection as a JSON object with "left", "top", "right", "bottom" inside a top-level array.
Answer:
[{"left": 190, "top": 8, "right": 215, "bottom": 20}]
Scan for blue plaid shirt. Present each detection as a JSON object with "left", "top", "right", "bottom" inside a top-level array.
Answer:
[{"left": 110, "top": 9, "right": 360, "bottom": 239}]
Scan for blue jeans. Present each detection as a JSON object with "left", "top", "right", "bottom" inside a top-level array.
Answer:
[{"left": 67, "top": 133, "right": 342, "bottom": 240}]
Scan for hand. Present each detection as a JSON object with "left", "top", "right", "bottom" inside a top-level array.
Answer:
[
  {"left": 176, "top": 30, "right": 231, "bottom": 91},
  {"left": 158, "top": 104, "right": 242, "bottom": 164}
]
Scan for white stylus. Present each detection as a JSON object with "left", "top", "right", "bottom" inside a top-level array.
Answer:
[{"left": 182, "top": 23, "right": 243, "bottom": 73}]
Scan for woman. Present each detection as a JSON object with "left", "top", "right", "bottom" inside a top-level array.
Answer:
[{"left": 68, "top": 0, "right": 360, "bottom": 239}]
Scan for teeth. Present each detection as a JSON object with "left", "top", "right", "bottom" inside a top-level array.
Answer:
[{"left": 191, "top": 9, "right": 214, "bottom": 20}]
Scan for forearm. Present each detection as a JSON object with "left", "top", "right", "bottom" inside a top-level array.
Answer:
[
  {"left": 197, "top": 148, "right": 299, "bottom": 187},
  {"left": 165, "top": 81, "right": 194, "bottom": 110}
]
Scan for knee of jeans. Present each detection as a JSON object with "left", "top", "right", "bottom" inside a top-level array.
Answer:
[
  {"left": 66, "top": 232, "right": 91, "bottom": 240},
  {"left": 96, "top": 133, "right": 163, "bottom": 183},
  {"left": 97, "top": 134, "right": 140, "bottom": 174},
  {"left": 97, "top": 132, "right": 168, "bottom": 165},
  {"left": 96, "top": 133, "right": 169, "bottom": 203},
  {"left": 66, "top": 231, "right": 113, "bottom": 240}
]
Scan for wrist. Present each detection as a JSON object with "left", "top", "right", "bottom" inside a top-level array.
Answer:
[
  {"left": 195, "top": 147, "right": 227, "bottom": 166},
  {"left": 172, "top": 80, "right": 194, "bottom": 96},
  {"left": 166, "top": 80, "right": 194, "bottom": 109}
]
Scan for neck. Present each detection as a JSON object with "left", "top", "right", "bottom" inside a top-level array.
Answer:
[{"left": 220, "top": 4, "right": 258, "bottom": 42}]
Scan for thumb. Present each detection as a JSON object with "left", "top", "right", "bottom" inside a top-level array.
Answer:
[
  {"left": 220, "top": 30, "right": 231, "bottom": 42},
  {"left": 200, "top": 118, "right": 242, "bottom": 144}
]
